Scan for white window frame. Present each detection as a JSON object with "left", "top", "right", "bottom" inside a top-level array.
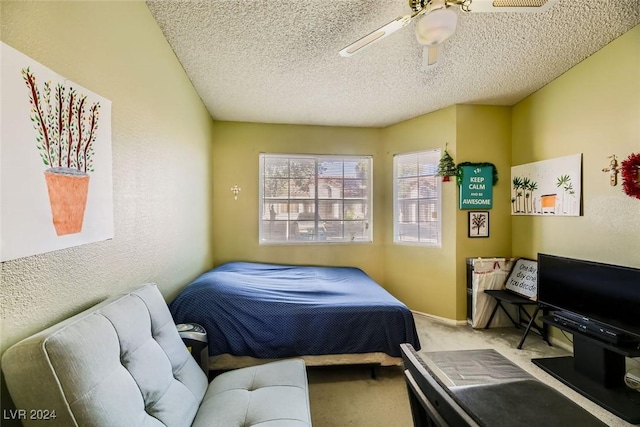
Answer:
[
  {"left": 393, "top": 149, "right": 442, "bottom": 247},
  {"left": 259, "top": 153, "right": 373, "bottom": 245}
]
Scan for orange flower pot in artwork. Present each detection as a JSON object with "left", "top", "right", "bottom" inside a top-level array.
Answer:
[
  {"left": 44, "top": 168, "right": 90, "bottom": 236},
  {"left": 540, "top": 194, "right": 557, "bottom": 214}
]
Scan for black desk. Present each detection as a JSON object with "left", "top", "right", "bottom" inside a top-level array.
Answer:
[{"left": 402, "top": 346, "right": 607, "bottom": 427}]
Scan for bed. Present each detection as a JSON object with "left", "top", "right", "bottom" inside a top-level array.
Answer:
[{"left": 169, "top": 262, "right": 421, "bottom": 369}]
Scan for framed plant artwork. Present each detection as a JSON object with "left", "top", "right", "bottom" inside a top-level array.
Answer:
[
  {"left": 1, "top": 42, "right": 113, "bottom": 261},
  {"left": 468, "top": 211, "right": 489, "bottom": 238}
]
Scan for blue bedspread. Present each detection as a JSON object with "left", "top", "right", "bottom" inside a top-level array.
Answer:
[{"left": 169, "top": 262, "right": 421, "bottom": 358}]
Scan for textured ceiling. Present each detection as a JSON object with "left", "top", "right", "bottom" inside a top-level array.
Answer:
[{"left": 146, "top": 0, "right": 640, "bottom": 128}]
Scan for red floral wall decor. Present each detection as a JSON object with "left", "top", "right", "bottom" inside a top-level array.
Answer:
[{"left": 621, "top": 153, "right": 640, "bottom": 200}]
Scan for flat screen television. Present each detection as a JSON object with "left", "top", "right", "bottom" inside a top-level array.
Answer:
[
  {"left": 535, "top": 253, "right": 640, "bottom": 423},
  {"left": 537, "top": 253, "right": 640, "bottom": 342}
]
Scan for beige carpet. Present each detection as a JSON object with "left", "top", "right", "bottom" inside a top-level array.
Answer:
[
  {"left": 307, "top": 364, "right": 412, "bottom": 427},
  {"left": 306, "top": 313, "right": 639, "bottom": 426}
]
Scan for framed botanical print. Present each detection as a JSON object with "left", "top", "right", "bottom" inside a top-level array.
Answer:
[{"left": 468, "top": 211, "right": 489, "bottom": 238}]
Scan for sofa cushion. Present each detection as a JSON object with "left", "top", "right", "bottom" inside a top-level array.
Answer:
[
  {"left": 2, "top": 284, "right": 208, "bottom": 427},
  {"left": 193, "top": 359, "right": 311, "bottom": 427}
]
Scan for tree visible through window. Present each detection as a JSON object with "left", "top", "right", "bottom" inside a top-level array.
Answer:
[
  {"left": 259, "top": 154, "right": 373, "bottom": 244},
  {"left": 393, "top": 150, "right": 441, "bottom": 246}
]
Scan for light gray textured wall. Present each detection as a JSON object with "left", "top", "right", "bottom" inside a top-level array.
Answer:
[{"left": 0, "top": 2, "right": 215, "bottom": 356}]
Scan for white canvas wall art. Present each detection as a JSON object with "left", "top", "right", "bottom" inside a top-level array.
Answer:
[
  {"left": 510, "top": 153, "right": 582, "bottom": 216},
  {"left": 1, "top": 42, "right": 113, "bottom": 261}
]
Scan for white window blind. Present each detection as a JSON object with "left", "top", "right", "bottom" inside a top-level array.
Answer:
[
  {"left": 259, "top": 154, "right": 373, "bottom": 244},
  {"left": 393, "top": 150, "right": 442, "bottom": 246}
]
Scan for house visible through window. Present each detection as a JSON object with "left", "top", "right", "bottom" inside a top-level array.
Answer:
[
  {"left": 394, "top": 150, "right": 441, "bottom": 246},
  {"left": 259, "top": 154, "right": 373, "bottom": 244}
]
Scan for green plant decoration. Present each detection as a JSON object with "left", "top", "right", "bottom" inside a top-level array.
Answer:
[{"left": 437, "top": 145, "right": 457, "bottom": 182}]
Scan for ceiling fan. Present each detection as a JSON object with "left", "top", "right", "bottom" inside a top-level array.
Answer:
[{"left": 339, "top": 0, "right": 558, "bottom": 68}]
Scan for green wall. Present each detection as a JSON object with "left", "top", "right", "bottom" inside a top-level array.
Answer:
[
  {"left": 0, "top": 3, "right": 215, "bottom": 416},
  {"left": 212, "top": 105, "right": 514, "bottom": 321},
  {"left": 511, "top": 24, "right": 640, "bottom": 267},
  {"left": 380, "top": 107, "right": 459, "bottom": 319},
  {"left": 210, "top": 121, "right": 386, "bottom": 283},
  {"left": 510, "top": 23, "right": 639, "bottom": 344},
  {"left": 454, "top": 105, "right": 512, "bottom": 319},
  {"left": 0, "top": 0, "right": 216, "bottom": 347}
]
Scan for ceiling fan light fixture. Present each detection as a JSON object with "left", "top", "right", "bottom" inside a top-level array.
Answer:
[{"left": 415, "top": 8, "right": 458, "bottom": 46}]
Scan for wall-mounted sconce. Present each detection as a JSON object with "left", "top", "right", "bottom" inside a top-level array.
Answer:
[
  {"left": 602, "top": 154, "right": 620, "bottom": 186},
  {"left": 230, "top": 185, "right": 241, "bottom": 200}
]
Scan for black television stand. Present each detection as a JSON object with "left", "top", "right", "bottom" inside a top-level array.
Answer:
[{"left": 533, "top": 316, "right": 640, "bottom": 424}]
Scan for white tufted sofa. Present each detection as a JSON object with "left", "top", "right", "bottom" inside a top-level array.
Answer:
[{"left": 2, "top": 284, "right": 312, "bottom": 427}]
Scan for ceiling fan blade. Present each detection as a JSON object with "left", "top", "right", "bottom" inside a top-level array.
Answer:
[
  {"left": 463, "top": 0, "right": 558, "bottom": 13},
  {"left": 339, "top": 14, "right": 415, "bottom": 57},
  {"left": 423, "top": 45, "right": 440, "bottom": 67}
]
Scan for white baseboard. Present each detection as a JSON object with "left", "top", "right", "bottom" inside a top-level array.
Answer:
[{"left": 411, "top": 310, "right": 468, "bottom": 326}]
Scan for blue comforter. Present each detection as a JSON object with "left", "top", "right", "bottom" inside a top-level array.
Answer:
[{"left": 169, "top": 262, "right": 420, "bottom": 358}]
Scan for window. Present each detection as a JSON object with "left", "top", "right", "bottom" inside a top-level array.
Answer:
[
  {"left": 259, "top": 154, "right": 373, "bottom": 244},
  {"left": 394, "top": 150, "right": 441, "bottom": 246}
]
